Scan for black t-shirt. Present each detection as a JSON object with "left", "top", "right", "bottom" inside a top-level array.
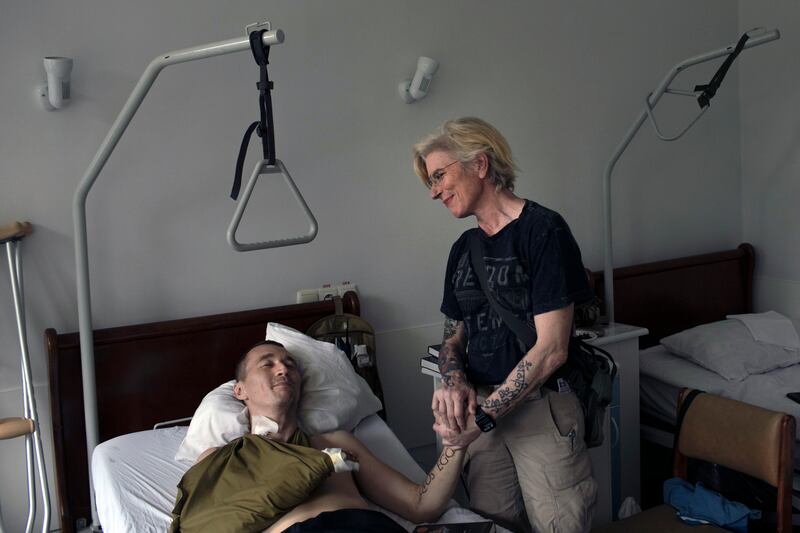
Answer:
[{"left": 440, "top": 200, "right": 593, "bottom": 385}]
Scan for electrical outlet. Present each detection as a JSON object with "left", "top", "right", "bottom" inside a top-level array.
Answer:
[
  {"left": 318, "top": 285, "right": 338, "bottom": 301},
  {"left": 337, "top": 283, "right": 358, "bottom": 296},
  {"left": 296, "top": 289, "right": 319, "bottom": 304},
  {"left": 298, "top": 282, "right": 357, "bottom": 303}
]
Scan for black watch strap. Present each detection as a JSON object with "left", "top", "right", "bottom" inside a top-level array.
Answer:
[{"left": 475, "top": 406, "right": 496, "bottom": 433}]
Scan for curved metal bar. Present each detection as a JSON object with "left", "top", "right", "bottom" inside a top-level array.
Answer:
[
  {"left": 644, "top": 93, "right": 709, "bottom": 142},
  {"left": 602, "top": 28, "right": 780, "bottom": 324},
  {"left": 72, "top": 28, "right": 284, "bottom": 528},
  {"left": 227, "top": 159, "right": 319, "bottom": 252}
]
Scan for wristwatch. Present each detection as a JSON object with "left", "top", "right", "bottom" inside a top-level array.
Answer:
[{"left": 474, "top": 406, "right": 496, "bottom": 433}]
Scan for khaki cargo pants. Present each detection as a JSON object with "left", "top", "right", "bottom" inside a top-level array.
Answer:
[{"left": 464, "top": 387, "right": 597, "bottom": 533}]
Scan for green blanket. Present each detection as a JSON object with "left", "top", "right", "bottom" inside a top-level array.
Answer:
[{"left": 169, "top": 431, "right": 334, "bottom": 533}]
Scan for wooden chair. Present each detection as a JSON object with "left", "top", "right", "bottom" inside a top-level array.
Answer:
[{"left": 594, "top": 388, "right": 796, "bottom": 533}]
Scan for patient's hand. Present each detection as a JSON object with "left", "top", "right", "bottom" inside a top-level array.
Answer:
[
  {"left": 431, "top": 384, "right": 476, "bottom": 433},
  {"left": 433, "top": 412, "right": 480, "bottom": 450},
  {"left": 322, "top": 448, "right": 360, "bottom": 472}
]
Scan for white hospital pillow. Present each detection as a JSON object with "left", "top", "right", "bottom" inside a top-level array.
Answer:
[
  {"left": 174, "top": 381, "right": 248, "bottom": 462},
  {"left": 660, "top": 319, "right": 800, "bottom": 382},
  {"left": 175, "top": 322, "right": 382, "bottom": 462},
  {"left": 266, "top": 322, "right": 383, "bottom": 434}
]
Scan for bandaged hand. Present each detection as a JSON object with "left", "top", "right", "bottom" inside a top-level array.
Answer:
[{"left": 322, "top": 448, "right": 360, "bottom": 472}]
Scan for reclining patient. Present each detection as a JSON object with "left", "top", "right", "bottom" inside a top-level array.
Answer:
[{"left": 170, "top": 340, "right": 474, "bottom": 533}]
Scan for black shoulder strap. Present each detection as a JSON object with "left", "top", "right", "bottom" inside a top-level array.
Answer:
[
  {"left": 230, "top": 30, "right": 277, "bottom": 200},
  {"left": 673, "top": 389, "right": 704, "bottom": 450},
  {"left": 468, "top": 232, "right": 536, "bottom": 348},
  {"left": 695, "top": 33, "right": 749, "bottom": 109}
]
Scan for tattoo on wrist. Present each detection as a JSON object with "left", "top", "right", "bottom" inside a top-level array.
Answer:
[
  {"left": 482, "top": 360, "right": 533, "bottom": 413},
  {"left": 439, "top": 345, "right": 468, "bottom": 388},
  {"left": 436, "top": 446, "right": 456, "bottom": 471},
  {"left": 441, "top": 371, "right": 468, "bottom": 388},
  {"left": 440, "top": 359, "right": 465, "bottom": 377}
]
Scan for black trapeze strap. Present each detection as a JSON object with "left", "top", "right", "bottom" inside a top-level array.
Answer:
[
  {"left": 695, "top": 33, "right": 749, "bottom": 109},
  {"left": 231, "top": 30, "right": 277, "bottom": 200}
]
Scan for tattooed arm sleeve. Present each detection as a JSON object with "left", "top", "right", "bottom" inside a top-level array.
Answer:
[
  {"left": 481, "top": 304, "right": 574, "bottom": 419},
  {"left": 438, "top": 317, "right": 470, "bottom": 388}
]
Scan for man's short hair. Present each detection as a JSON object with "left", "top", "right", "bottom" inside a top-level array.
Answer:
[{"left": 234, "top": 340, "right": 285, "bottom": 381}]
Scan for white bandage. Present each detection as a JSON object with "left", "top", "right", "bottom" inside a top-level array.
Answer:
[
  {"left": 250, "top": 415, "right": 280, "bottom": 438},
  {"left": 322, "top": 448, "right": 360, "bottom": 472}
]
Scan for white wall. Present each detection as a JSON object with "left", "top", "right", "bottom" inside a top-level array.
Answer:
[
  {"left": 0, "top": 2, "right": 741, "bottom": 531},
  {"left": 739, "top": 4, "right": 800, "bottom": 319}
]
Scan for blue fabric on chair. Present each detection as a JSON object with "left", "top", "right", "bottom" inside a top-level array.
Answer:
[{"left": 663, "top": 478, "right": 761, "bottom": 532}]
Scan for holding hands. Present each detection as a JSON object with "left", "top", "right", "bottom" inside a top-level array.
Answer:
[{"left": 431, "top": 385, "right": 480, "bottom": 449}]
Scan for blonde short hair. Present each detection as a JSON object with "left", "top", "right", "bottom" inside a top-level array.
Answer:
[{"left": 413, "top": 117, "right": 518, "bottom": 191}]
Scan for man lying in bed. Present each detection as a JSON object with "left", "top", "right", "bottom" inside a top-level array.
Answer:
[{"left": 170, "top": 340, "right": 474, "bottom": 533}]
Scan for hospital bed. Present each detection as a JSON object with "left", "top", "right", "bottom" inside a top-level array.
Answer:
[
  {"left": 46, "top": 293, "right": 506, "bottom": 532},
  {"left": 592, "top": 243, "right": 800, "bottom": 512}
]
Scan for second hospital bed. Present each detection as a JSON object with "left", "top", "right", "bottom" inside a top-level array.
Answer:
[{"left": 595, "top": 243, "right": 800, "bottom": 514}]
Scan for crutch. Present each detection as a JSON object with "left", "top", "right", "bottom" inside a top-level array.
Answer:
[{"left": 0, "top": 221, "right": 51, "bottom": 533}]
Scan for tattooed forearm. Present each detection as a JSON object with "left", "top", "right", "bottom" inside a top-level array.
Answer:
[
  {"left": 418, "top": 447, "right": 457, "bottom": 496},
  {"left": 482, "top": 360, "right": 533, "bottom": 415},
  {"left": 438, "top": 344, "right": 463, "bottom": 372},
  {"left": 440, "top": 363, "right": 468, "bottom": 388},
  {"left": 438, "top": 318, "right": 469, "bottom": 388},
  {"left": 443, "top": 317, "right": 458, "bottom": 341},
  {"left": 442, "top": 373, "right": 467, "bottom": 388}
]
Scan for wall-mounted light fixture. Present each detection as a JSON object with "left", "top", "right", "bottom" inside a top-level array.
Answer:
[
  {"left": 398, "top": 56, "right": 438, "bottom": 103},
  {"left": 38, "top": 56, "right": 73, "bottom": 110}
]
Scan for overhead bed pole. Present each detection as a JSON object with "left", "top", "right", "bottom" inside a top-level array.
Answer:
[
  {"left": 602, "top": 28, "right": 780, "bottom": 324},
  {"left": 73, "top": 26, "right": 289, "bottom": 530}
]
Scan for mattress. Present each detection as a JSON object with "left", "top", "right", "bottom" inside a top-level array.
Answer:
[
  {"left": 93, "top": 414, "right": 510, "bottom": 533},
  {"left": 639, "top": 344, "right": 800, "bottom": 482},
  {"left": 639, "top": 345, "right": 800, "bottom": 439}
]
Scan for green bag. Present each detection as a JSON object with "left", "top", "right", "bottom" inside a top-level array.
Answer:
[{"left": 169, "top": 432, "right": 333, "bottom": 533}]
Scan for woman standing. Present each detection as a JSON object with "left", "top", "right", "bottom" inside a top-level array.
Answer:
[{"left": 415, "top": 117, "right": 597, "bottom": 533}]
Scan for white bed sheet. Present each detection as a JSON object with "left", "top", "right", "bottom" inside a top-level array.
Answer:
[
  {"left": 639, "top": 344, "right": 800, "bottom": 441},
  {"left": 639, "top": 344, "right": 800, "bottom": 477},
  {"left": 93, "top": 414, "right": 509, "bottom": 533}
]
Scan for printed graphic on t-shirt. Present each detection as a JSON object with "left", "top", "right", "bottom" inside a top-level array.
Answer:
[
  {"left": 451, "top": 250, "right": 531, "bottom": 378},
  {"left": 440, "top": 201, "right": 593, "bottom": 384}
]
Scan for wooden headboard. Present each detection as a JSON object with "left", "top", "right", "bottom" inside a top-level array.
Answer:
[
  {"left": 46, "top": 293, "right": 361, "bottom": 533},
  {"left": 592, "top": 243, "right": 754, "bottom": 348}
]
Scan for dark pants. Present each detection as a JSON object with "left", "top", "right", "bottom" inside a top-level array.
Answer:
[{"left": 282, "top": 508, "right": 406, "bottom": 533}]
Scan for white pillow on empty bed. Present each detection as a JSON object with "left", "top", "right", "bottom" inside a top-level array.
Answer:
[
  {"left": 660, "top": 319, "right": 800, "bottom": 382},
  {"left": 175, "top": 322, "right": 382, "bottom": 462}
]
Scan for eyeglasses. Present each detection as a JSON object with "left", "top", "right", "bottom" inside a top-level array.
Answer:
[{"left": 428, "top": 160, "right": 460, "bottom": 188}]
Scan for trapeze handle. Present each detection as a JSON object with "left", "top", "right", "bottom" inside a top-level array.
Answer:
[{"left": 227, "top": 159, "right": 318, "bottom": 252}]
